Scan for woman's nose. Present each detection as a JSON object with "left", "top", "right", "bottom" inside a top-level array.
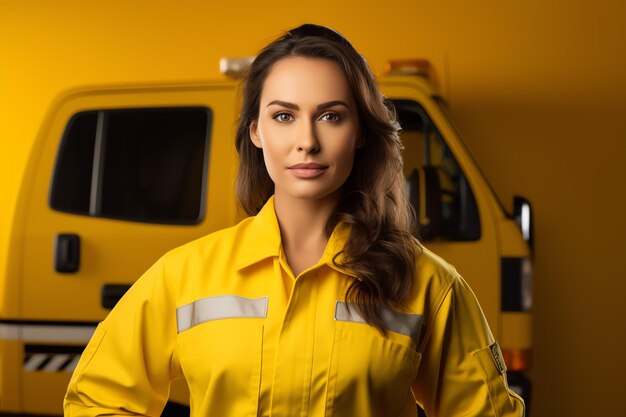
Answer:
[{"left": 296, "top": 121, "right": 320, "bottom": 153}]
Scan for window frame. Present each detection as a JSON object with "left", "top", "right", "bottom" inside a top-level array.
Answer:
[{"left": 49, "top": 106, "right": 212, "bottom": 225}]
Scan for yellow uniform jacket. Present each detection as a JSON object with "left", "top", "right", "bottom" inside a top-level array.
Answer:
[{"left": 64, "top": 196, "right": 525, "bottom": 416}]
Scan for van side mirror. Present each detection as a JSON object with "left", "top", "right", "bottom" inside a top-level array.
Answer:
[
  {"left": 406, "top": 167, "right": 442, "bottom": 241},
  {"left": 513, "top": 196, "right": 534, "bottom": 253}
]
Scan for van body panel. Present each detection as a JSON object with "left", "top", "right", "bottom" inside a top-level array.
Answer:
[
  {"left": 23, "top": 372, "right": 72, "bottom": 414},
  {"left": 502, "top": 312, "right": 532, "bottom": 349},
  {"left": 498, "top": 219, "right": 530, "bottom": 257},
  {"left": 21, "top": 85, "right": 238, "bottom": 322},
  {"left": 14, "top": 84, "right": 236, "bottom": 413},
  {"left": 0, "top": 340, "right": 21, "bottom": 411}
]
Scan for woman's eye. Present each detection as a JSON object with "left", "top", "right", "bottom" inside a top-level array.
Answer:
[
  {"left": 320, "top": 112, "right": 341, "bottom": 122},
  {"left": 274, "top": 113, "right": 293, "bottom": 122}
]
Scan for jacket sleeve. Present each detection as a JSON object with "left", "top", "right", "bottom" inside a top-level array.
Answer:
[
  {"left": 412, "top": 272, "right": 525, "bottom": 417},
  {"left": 64, "top": 255, "right": 181, "bottom": 416}
]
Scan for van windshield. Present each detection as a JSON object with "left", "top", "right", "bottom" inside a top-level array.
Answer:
[{"left": 393, "top": 99, "right": 480, "bottom": 241}]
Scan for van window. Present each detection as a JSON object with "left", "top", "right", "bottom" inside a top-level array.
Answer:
[
  {"left": 50, "top": 107, "right": 211, "bottom": 224},
  {"left": 393, "top": 100, "right": 480, "bottom": 241}
]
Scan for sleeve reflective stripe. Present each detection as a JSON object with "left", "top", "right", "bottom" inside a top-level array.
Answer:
[
  {"left": 176, "top": 295, "right": 268, "bottom": 333},
  {"left": 334, "top": 301, "right": 422, "bottom": 345}
]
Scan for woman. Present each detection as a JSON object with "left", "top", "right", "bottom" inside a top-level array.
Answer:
[{"left": 64, "top": 24, "right": 525, "bottom": 417}]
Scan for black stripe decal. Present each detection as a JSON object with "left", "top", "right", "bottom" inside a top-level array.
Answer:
[
  {"left": 59, "top": 356, "right": 76, "bottom": 371},
  {"left": 36, "top": 356, "right": 52, "bottom": 371}
]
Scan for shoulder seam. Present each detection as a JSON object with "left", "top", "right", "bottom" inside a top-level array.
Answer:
[{"left": 417, "top": 271, "right": 457, "bottom": 352}]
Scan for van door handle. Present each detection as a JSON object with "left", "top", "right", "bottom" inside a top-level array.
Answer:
[
  {"left": 54, "top": 233, "right": 80, "bottom": 273},
  {"left": 101, "top": 284, "right": 132, "bottom": 309}
]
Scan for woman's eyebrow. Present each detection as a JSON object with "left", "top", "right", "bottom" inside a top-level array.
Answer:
[
  {"left": 317, "top": 100, "right": 350, "bottom": 110},
  {"left": 266, "top": 100, "right": 350, "bottom": 110}
]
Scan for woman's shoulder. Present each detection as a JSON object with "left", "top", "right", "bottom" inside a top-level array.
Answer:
[
  {"left": 406, "top": 243, "right": 464, "bottom": 308},
  {"left": 159, "top": 216, "right": 257, "bottom": 266},
  {"left": 414, "top": 243, "right": 460, "bottom": 284}
]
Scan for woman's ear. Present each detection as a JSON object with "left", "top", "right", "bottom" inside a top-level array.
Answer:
[{"left": 249, "top": 120, "right": 262, "bottom": 148}]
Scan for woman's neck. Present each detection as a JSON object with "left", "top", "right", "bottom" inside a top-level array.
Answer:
[{"left": 273, "top": 191, "right": 340, "bottom": 276}]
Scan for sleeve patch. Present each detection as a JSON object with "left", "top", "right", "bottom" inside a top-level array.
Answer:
[{"left": 490, "top": 341, "right": 507, "bottom": 375}]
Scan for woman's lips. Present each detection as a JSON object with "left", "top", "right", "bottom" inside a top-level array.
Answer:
[{"left": 288, "top": 163, "right": 328, "bottom": 178}]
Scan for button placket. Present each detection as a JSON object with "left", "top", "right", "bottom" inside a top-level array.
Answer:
[{"left": 270, "top": 260, "right": 320, "bottom": 417}]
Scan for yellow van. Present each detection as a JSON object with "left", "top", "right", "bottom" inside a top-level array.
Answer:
[{"left": 0, "top": 59, "right": 533, "bottom": 415}]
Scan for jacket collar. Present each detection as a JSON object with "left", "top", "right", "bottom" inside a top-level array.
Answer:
[
  {"left": 233, "top": 196, "right": 281, "bottom": 270},
  {"left": 234, "top": 196, "right": 357, "bottom": 278}
]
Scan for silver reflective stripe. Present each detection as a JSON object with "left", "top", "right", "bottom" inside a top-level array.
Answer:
[
  {"left": 0, "top": 324, "right": 19, "bottom": 340},
  {"left": 0, "top": 323, "right": 95, "bottom": 343},
  {"left": 334, "top": 301, "right": 422, "bottom": 345},
  {"left": 177, "top": 295, "right": 268, "bottom": 333},
  {"left": 23, "top": 325, "right": 95, "bottom": 343}
]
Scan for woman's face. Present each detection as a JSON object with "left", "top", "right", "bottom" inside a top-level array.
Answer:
[{"left": 249, "top": 57, "right": 360, "bottom": 203}]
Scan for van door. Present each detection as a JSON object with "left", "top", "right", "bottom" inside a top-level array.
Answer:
[
  {"left": 380, "top": 81, "right": 502, "bottom": 335},
  {"left": 19, "top": 83, "right": 238, "bottom": 414}
]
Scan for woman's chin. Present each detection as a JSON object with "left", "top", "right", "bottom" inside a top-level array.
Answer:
[{"left": 275, "top": 185, "right": 343, "bottom": 204}]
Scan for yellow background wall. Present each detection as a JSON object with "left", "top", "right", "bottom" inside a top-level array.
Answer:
[{"left": 1, "top": 1, "right": 624, "bottom": 416}]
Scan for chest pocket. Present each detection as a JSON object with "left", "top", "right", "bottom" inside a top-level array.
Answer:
[
  {"left": 176, "top": 295, "right": 267, "bottom": 417},
  {"left": 327, "top": 302, "right": 422, "bottom": 417}
]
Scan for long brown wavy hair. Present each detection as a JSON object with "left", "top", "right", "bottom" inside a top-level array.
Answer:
[{"left": 235, "top": 24, "right": 420, "bottom": 332}]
